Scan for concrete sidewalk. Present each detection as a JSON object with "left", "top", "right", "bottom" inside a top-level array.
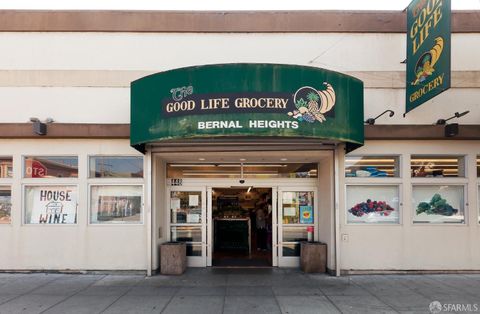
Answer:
[{"left": 0, "top": 268, "right": 479, "bottom": 314}]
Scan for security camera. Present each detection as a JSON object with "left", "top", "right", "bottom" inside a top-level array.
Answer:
[{"left": 239, "top": 179, "right": 245, "bottom": 184}]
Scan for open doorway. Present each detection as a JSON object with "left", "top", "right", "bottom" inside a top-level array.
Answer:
[{"left": 212, "top": 187, "right": 272, "bottom": 267}]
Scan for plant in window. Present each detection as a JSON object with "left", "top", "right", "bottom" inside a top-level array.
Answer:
[
  {"left": 416, "top": 193, "right": 458, "bottom": 216},
  {"left": 349, "top": 199, "right": 395, "bottom": 217}
]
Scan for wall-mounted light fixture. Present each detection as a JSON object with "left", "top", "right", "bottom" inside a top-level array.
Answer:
[
  {"left": 29, "top": 117, "right": 54, "bottom": 136},
  {"left": 365, "top": 110, "right": 395, "bottom": 125},
  {"left": 435, "top": 111, "right": 470, "bottom": 125},
  {"left": 435, "top": 111, "right": 470, "bottom": 138}
]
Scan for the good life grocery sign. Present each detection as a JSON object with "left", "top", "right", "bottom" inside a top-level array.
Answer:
[
  {"left": 130, "top": 63, "right": 364, "bottom": 152},
  {"left": 406, "top": 0, "right": 451, "bottom": 113}
]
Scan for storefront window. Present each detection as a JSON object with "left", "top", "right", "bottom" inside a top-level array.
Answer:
[
  {"left": 0, "top": 187, "right": 12, "bottom": 224},
  {"left": 24, "top": 185, "right": 78, "bottom": 224},
  {"left": 411, "top": 155, "right": 465, "bottom": 178},
  {"left": 282, "top": 227, "right": 308, "bottom": 242},
  {"left": 345, "top": 156, "right": 399, "bottom": 177},
  {"left": 0, "top": 157, "right": 13, "bottom": 178},
  {"left": 346, "top": 185, "right": 400, "bottom": 224},
  {"left": 90, "top": 185, "right": 143, "bottom": 224},
  {"left": 171, "top": 226, "right": 202, "bottom": 242},
  {"left": 170, "top": 191, "right": 203, "bottom": 257},
  {"left": 281, "top": 191, "right": 314, "bottom": 257},
  {"left": 24, "top": 156, "right": 78, "bottom": 178},
  {"left": 170, "top": 191, "right": 202, "bottom": 223},
  {"left": 282, "top": 191, "right": 314, "bottom": 224},
  {"left": 412, "top": 185, "right": 465, "bottom": 224},
  {"left": 282, "top": 243, "right": 301, "bottom": 257},
  {"left": 89, "top": 156, "right": 143, "bottom": 178}
]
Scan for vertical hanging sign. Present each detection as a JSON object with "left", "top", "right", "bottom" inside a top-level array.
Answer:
[{"left": 406, "top": 0, "right": 451, "bottom": 113}]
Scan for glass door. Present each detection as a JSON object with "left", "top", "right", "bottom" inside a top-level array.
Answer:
[
  {"left": 277, "top": 188, "right": 316, "bottom": 267},
  {"left": 168, "top": 187, "right": 207, "bottom": 267}
]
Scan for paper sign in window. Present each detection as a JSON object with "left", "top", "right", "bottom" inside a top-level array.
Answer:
[
  {"left": 189, "top": 195, "right": 199, "bottom": 207},
  {"left": 284, "top": 206, "right": 296, "bottom": 217},
  {"left": 187, "top": 214, "right": 200, "bottom": 223},
  {"left": 170, "top": 198, "right": 180, "bottom": 210}
]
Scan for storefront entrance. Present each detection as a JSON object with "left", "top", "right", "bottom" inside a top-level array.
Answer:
[
  {"left": 151, "top": 149, "right": 335, "bottom": 272},
  {"left": 166, "top": 175, "right": 318, "bottom": 268},
  {"left": 212, "top": 187, "right": 272, "bottom": 267}
]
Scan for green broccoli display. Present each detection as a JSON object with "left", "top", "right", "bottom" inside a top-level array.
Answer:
[{"left": 416, "top": 193, "right": 458, "bottom": 216}]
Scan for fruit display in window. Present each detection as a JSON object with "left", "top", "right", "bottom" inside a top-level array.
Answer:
[
  {"left": 416, "top": 193, "right": 458, "bottom": 216},
  {"left": 349, "top": 199, "right": 395, "bottom": 217}
]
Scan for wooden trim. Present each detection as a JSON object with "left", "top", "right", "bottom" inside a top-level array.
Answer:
[
  {"left": 0, "top": 123, "right": 479, "bottom": 140},
  {"left": 0, "top": 123, "right": 130, "bottom": 138},
  {"left": 364, "top": 124, "right": 480, "bottom": 140},
  {"left": 1, "top": 70, "right": 480, "bottom": 88},
  {"left": 0, "top": 10, "right": 478, "bottom": 33}
]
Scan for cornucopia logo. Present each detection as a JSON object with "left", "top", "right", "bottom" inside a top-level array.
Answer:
[
  {"left": 412, "top": 36, "right": 444, "bottom": 86},
  {"left": 288, "top": 82, "right": 336, "bottom": 123}
]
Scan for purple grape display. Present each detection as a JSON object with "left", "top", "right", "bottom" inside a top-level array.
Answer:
[{"left": 349, "top": 199, "right": 395, "bottom": 217}]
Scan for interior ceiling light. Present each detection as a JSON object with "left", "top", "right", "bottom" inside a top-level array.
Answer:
[
  {"left": 198, "top": 158, "right": 205, "bottom": 161},
  {"left": 169, "top": 164, "right": 217, "bottom": 167}
]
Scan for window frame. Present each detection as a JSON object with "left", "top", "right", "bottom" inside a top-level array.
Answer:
[
  {"left": 0, "top": 156, "right": 13, "bottom": 179},
  {"left": 88, "top": 183, "right": 145, "bottom": 226},
  {"left": 345, "top": 183, "right": 403, "bottom": 225},
  {"left": 88, "top": 155, "right": 144, "bottom": 179},
  {"left": 410, "top": 154, "right": 467, "bottom": 179},
  {"left": 344, "top": 154, "right": 402, "bottom": 179},
  {"left": 87, "top": 154, "right": 145, "bottom": 226},
  {"left": 22, "top": 155, "right": 79, "bottom": 179},
  {"left": 0, "top": 185, "right": 12, "bottom": 225},
  {"left": 411, "top": 183, "right": 467, "bottom": 225},
  {"left": 22, "top": 183, "right": 79, "bottom": 226}
]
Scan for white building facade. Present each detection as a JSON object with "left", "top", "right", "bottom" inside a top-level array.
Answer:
[{"left": 0, "top": 10, "right": 479, "bottom": 275}]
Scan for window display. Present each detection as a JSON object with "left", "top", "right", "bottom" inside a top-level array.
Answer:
[
  {"left": 412, "top": 185, "right": 465, "bottom": 224},
  {"left": 411, "top": 155, "right": 465, "bottom": 178},
  {"left": 0, "top": 187, "right": 11, "bottom": 224},
  {"left": 170, "top": 191, "right": 202, "bottom": 223},
  {"left": 346, "top": 185, "right": 400, "bottom": 224},
  {"left": 171, "top": 226, "right": 202, "bottom": 242},
  {"left": 25, "top": 185, "right": 78, "bottom": 224},
  {"left": 170, "top": 191, "right": 203, "bottom": 257},
  {"left": 89, "top": 156, "right": 143, "bottom": 178},
  {"left": 345, "top": 156, "right": 399, "bottom": 177},
  {"left": 282, "top": 191, "right": 314, "bottom": 224},
  {"left": 90, "top": 185, "right": 143, "bottom": 224},
  {"left": 0, "top": 158, "right": 13, "bottom": 178},
  {"left": 24, "top": 156, "right": 78, "bottom": 178}
]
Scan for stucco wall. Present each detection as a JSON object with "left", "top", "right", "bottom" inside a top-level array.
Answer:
[
  {"left": 0, "top": 33, "right": 478, "bottom": 124},
  {"left": 339, "top": 140, "right": 480, "bottom": 271},
  {"left": 0, "top": 139, "right": 147, "bottom": 270}
]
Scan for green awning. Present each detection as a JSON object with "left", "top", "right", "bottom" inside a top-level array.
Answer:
[{"left": 131, "top": 63, "right": 364, "bottom": 152}]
